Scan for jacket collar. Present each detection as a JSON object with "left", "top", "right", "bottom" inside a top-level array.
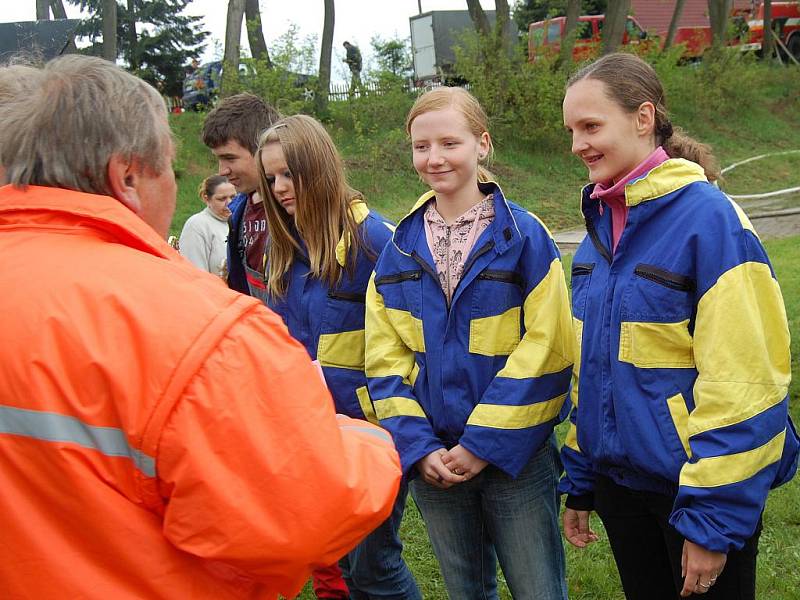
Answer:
[
  {"left": 391, "top": 181, "right": 522, "bottom": 258},
  {"left": 581, "top": 158, "right": 707, "bottom": 218},
  {"left": 334, "top": 199, "right": 370, "bottom": 267},
  {"left": 0, "top": 184, "right": 175, "bottom": 259}
]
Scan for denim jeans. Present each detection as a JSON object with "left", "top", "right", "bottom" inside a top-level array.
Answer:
[
  {"left": 410, "top": 435, "right": 567, "bottom": 600},
  {"left": 339, "top": 479, "right": 421, "bottom": 600}
]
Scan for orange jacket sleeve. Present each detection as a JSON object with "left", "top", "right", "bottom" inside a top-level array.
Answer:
[{"left": 156, "top": 305, "right": 401, "bottom": 597}]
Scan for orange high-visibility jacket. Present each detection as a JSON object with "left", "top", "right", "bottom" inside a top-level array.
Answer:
[{"left": 0, "top": 185, "right": 401, "bottom": 599}]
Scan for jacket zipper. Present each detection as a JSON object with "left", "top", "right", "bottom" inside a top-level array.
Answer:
[
  {"left": 585, "top": 218, "right": 612, "bottom": 265},
  {"left": 634, "top": 264, "right": 695, "bottom": 292},
  {"left": 477, "top": 269, "right": 523, "bottom": 287},
  {"left": 572, "top": 263, "right": 595, "bottom": 277},
  {"left": 374, "top": 270, "right": 422, "bottom": 286},
  {"left": 327, "top": 290, "right": 366, "bottom": 303}
]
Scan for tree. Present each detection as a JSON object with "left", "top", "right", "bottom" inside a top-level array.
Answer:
[
  {"left": 37, "top": 0, "right": 51, "bottom": 19},
  {"left": 556, "top": 0, "right": 581, "bottom": 67},
  {"left": 370, "top": 36, "right": 412, "bottom": 79},
  {"left": 102, "top": 0, "right": 117, "bottom": 61},
  {"left": 601, "top": 0, "right": 629, "bottom": 54},
  {"left": 223, "top": 0, "right": 245, "bottom": 95},
  {"left": 761, "top": 0, "right": 773, "bottom": 60},
  {"left": 707, "top": 0, "right": 733, "bottom": 49},
  {"left": 67, "top": 0, "right": 208, "bottom": 96},
  {"left": 663, "top": 0, "right": 686, "bottom": 50},
  {"left": 245, "top": 0, "right": 271, "bottom": 65},
  {"left": 512, "top": 0, "right": 606, "bottom": 33},
  {"left": 496, "top": 0, "right": 513, "bottom": 56},
  {"left": 466, "top": 0, "right": 492, "bottom": 36},
  {"left": 315, "top": 0, "right": 334, "bottom": 116}
]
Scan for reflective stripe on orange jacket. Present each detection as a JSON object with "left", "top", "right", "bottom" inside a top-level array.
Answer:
[{"left": 0, "top": 185, "right": 401, "bottom": 599}]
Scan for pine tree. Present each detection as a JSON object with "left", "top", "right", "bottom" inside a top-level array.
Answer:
[{"left": 67, "top": 0, "right": 208, "bottom": 97}]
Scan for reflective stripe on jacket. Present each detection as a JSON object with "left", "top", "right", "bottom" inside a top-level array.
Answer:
[
  {"left": 366, "top": 182, "right": 575, "bottom": 477},
  {"left": 259, "top": 202, "right": 394, "bottom": 421},
  {"left": 0, "top": 185, "right": 401, "bottom": 599},
  {"left": 559, "top": 159, "right": 799, "bottom": 552}
]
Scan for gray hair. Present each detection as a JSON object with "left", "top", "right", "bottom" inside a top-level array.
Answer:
[{"left": 0, "top": 55, "right": 172, "bottom": 195}]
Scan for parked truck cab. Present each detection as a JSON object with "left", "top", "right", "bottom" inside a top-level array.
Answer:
[{"left": 528, "top": 14, "right": 648, "bottom": 62}]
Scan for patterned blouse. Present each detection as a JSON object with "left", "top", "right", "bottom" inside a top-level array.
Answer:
[{"left": 423, "top": 194, "right": 495, "bottom": 305}]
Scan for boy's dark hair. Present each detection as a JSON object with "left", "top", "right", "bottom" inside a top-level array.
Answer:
[{"left": 201, "top": 93, "right": 281, "bottom": 155}]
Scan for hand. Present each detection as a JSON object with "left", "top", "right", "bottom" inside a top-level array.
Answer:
[
  {"left": 416, "top": 449, "right": 466, "bottom": 489},
  {"left": 562, "top": 508, "right": 599, "bottom": 548},
  {"left": 441, "top": 444, "right": 488, "bottom": 481},
  {"left": 680, "top": 540, "right": 726, "bottom": 596}
]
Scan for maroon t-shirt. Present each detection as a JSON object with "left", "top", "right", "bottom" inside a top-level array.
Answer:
[{"left": 240, "top": 195, "right": 268, "bottom": 272}]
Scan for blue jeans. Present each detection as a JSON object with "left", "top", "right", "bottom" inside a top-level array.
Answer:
[
  {"left": 410, "top": 435, "right": 567, "bottom": 600},
  {"left": 339, "top": 479, "right": 421, "bottom": 600}
]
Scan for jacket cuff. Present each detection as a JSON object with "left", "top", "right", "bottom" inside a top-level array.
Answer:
[{"left": 565, "top": 493, "right": 595, "bottom": 511}]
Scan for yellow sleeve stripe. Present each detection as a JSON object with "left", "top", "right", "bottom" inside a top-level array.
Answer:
[
  {"left": 466, "top": 393, "right": 566, "bottom": 430},
  {"left": 356, "top": 385, "right": 379, "bottom": 425},
  {"left": 495, "top": 259, "right": 574, "bottom": 379},
  {"left": 691, "top": 261, "right": 791, "bottom": 436},
  {"left": 564, "top": 422, "right": 580, "bottom": 452},
  {"left": 317, "top": 329, "right": 365, "bottom": 370},
  {"left": 373, "top": 396, "right": 428, "bottom": 421},
  {"left": 727, "top": 197, "right": 758, "bottom": 238},
  {"left": 680, "top": 429, "right": 786, "bottom": 488},
  {"left": 365, "top": 276, "right": 418, "bottom": 379}
]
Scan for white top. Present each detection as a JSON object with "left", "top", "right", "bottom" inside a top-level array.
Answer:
[{"left": 179, "top": 207, "right": 229, "bottom": 277}]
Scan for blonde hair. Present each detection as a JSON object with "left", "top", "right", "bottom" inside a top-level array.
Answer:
[
  {"left": 255, "top": 114, "right": 367, "bottom": 298},
  {"left": 405, "top": 86, "right": 496, "bottom": 183},
  {"left": 0, "top": 55, "right": 172, "bottom": 194},
  {"left": 568, "top": 53, "right": 720, "bottom": 182}
]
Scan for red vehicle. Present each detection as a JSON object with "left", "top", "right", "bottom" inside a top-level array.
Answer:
[
  {"left": 528, "top": 14, "right": 650, "bottom": 62},
  {"left": 742, "top": 1, "right": 800, "bottom": 61}
]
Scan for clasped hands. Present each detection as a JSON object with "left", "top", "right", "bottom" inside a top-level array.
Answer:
[{"left": 416, "top": 445, "right": 488, "bottom": 489}]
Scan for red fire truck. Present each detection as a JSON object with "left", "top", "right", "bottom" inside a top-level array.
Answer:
[{"left": 741, "top": 1, "right": 800, "bottom": 61}]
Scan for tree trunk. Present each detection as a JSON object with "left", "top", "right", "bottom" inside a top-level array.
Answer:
[
  {"left": 36, "top": 0, "right": 51, "bottom": 19},
  {"left": 663, "top": 0, "right": 687, "bottom": 50},
  {"left": 126, "top": 0, "right": 139, "bottom": 70},
  {"left": 223, "top": 0, "right": 245, "bottom": 95},
  {"left": 245, "top": 0, "right": 271, "bottom": 66},
  {"left": 49, "top": 0, "right": 78, "bottom": 52},
  {"left": 315, "top": 0, "right": 335, "bottom": 116},
  {"left": 708, "top": 0, "right": 733, "bottom": 49},
  {"left": 557, "top": 0, "right": 581, "bottom": 67},
  {"left": 466, "top": 0, "right": 491, "bottom": 36},
  {"left": 761, "top": 0, "right": 774, "bottom": 59},
  {"left": 102, "top": 0, "right": 117, "bottom": 62},
  {"left": 495, "top": 0, "right": 512, "bottom": 56},
  {"left": 601, "top": 0, "right": 630, "bottom": 55}
]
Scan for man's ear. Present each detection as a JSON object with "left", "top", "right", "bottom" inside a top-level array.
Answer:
[{"left": 107, "top": 154, "right": 142, "bottom": 214}]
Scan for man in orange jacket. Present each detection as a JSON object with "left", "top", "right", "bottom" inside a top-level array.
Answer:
[{"left": 0, "top": 55, "right": 401, "bottom": 599}]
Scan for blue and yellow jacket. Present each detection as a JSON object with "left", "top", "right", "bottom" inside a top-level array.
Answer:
[
  {"left": 365, "top": 183, "right": 575, "bottom": 477},
  {"left": 261, "top": 201, "right": 394, "bottom": 421},
  {"left": 559, "top": 159, "right": 799, "bottom": 553}
]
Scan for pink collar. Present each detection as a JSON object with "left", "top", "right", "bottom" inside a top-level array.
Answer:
[{"left": 590, "top": 146, "right": 670, "bottom": 204}]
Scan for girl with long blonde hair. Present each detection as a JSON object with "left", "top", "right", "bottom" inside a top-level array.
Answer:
[{"left": 255, "top": 114, "right": 420, "bottom": 600}]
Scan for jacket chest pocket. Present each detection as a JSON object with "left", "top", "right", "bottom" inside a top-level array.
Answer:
[
  {"left": 469, "top": 270, "right": 524, "bottom": 356},
  {"left": 619, "top": 264, "right": 696, "bottom": 369},
  {"left": 571, "top": 262, "right": 595, "bottom": 321},
  {"left": 317, "top": 289, "right": 367, "bottom": 370},
  {"left": 375, "top": 270, "right": 425, "bottom": 353}
]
